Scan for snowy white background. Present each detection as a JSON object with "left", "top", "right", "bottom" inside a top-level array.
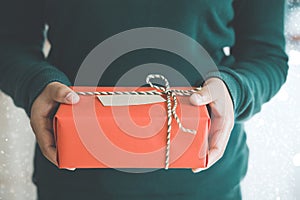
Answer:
[{"left": 0, "top": 3, "right": 300, "bottom": 200}]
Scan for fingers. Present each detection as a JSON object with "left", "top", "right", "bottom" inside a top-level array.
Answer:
[
  {"left": 191, "top": 78, "right": 234, "bottom": 173},
  {"left": 30, "top": 117, "right": 58, "bottom": 166},
  {"left": 192, "top": 118, "right": 233, "bottom": 173},
  {"left": 47, "top": 82, "right": 80, "bottom": 104},
  {"left": 30, "top": 82, "right": 80, "bottom": 167},
  {"left": 192, "top": 167, "right": 207, "bottom": 173},
  {"left": 66, "top": 168, "right": 76, "bottom": 171}
]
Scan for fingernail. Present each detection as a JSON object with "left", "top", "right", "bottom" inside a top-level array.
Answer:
[
  {"left": 190, "top": 93, "right": 203, "bottom": 105},
  {"left": 65, "top": 92, "right": 80, "bottom": 103}
]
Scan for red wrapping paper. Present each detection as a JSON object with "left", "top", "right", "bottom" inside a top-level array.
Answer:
[{"left": 53, "top": 87, "right": 210, "bottom": 169}]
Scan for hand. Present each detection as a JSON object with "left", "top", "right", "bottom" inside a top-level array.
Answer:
[
  {"left": 30, "top": 82, "right": 80, "bottom": 167},
  {"left": 189, "top": 78, "right": 234, "bottom": 173}
]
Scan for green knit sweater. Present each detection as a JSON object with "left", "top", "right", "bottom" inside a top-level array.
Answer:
[{"left": 0, "top": 0, "right": 288, "bottom": 199}]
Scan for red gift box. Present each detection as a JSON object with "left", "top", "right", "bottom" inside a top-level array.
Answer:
[{"left": 53, "top": 87, "right": 210, "bottom": 169}]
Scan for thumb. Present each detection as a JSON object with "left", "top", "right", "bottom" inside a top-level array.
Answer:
[
  {"left": 189, "top": 86, "right": 213, "bottom": 106},
  {"left": 48, "top": 82, "right": 80, "bottom": 104}
]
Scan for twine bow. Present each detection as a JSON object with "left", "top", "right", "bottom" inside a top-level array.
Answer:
[{"left": 76, "top": 74, "right": 202, "bottom": 169}]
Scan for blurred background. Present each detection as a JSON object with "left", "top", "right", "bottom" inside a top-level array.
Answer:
[{"left": 1, "top": 1, "right": 300, "bottom": 199}]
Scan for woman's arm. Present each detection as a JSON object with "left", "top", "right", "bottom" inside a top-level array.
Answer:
[
  {"left": 192, "top": 0, "right": 288, "bottom": 171},
  {"left": 0, "top": 0, "right": 70, "bottom": 116},
  {"left": 208, "top": 0, "right": 289, "bottom": 122},
  {"left": 0, "top": 0, "right": 78, "bottom": 166}
]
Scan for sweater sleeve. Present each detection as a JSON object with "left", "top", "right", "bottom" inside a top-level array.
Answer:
[
  {"left": 0, "top": 0, "right": 71, "bottom": 116},
  {"left": 207, "top": 0, "right": 289, "bottom": 122}
]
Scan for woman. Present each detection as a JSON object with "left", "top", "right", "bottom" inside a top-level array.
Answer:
[{"left": 0, "top": 0, "right": 288, "bottom": 199}]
